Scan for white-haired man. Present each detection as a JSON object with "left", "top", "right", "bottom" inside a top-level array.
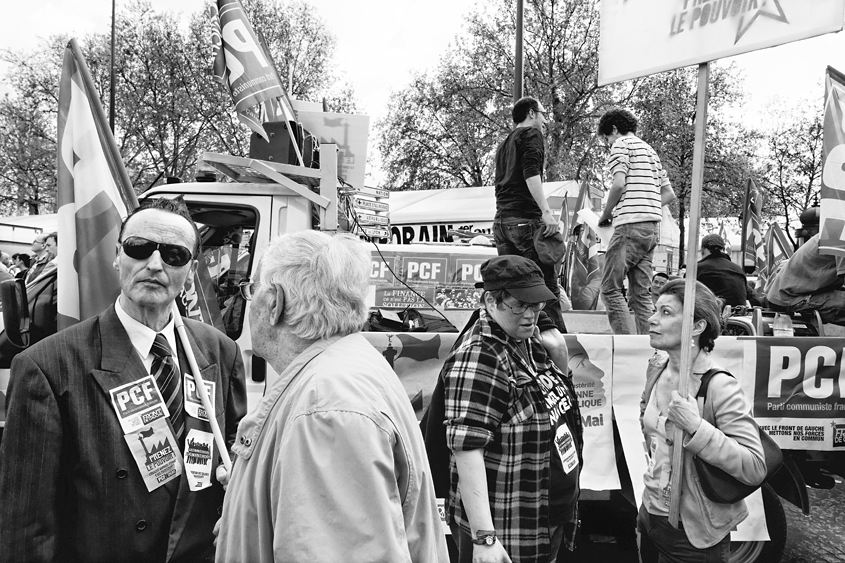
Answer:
[{"left": 216, "top": 231, "right": 448, "bottom": 562}]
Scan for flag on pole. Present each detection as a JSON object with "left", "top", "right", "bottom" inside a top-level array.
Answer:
[
  {"left": 759, "top": 222, "right": 793, "bottom": 289},
  {"left": 568, "top": 178, "right": 602, "bottom": 310},
  {"left": 819, "top": 66, "right": 845, "bottom": 257},
  {"left": 718, "top": 221, "right": 732, "bottom": 255},
  {"left": 740, "top": 178, "right": 765, "bottom": 275},
  {"left": 210, "top": 0, "right": 290, "bottom": 142},
  {"left": 56, "top": 39, "right": 138, "bottom": 330}
]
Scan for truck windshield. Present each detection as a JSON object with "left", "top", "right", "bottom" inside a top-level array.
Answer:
[{"left": 182, "top": 203, "right": 257, "bottom": 341}]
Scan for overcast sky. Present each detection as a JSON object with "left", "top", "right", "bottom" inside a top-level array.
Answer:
[{"left": 3, "top": 0, "right": 845, "bottom": 181}]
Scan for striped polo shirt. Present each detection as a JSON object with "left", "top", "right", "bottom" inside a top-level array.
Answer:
[{"left": 607, "top": 135, "right": 670, "bottom": 226}]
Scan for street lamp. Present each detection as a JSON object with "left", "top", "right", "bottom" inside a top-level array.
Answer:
[{"left": 109, "top": 0, "right": 116, "bottom": 132}]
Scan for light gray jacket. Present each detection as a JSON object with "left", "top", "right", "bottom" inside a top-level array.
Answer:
[{"left": 640, "top": 351, "right": 767, "bottom": 548}]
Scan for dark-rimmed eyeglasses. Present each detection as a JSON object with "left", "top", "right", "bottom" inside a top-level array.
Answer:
[
  {"left": 500, "top": 300, "right": 546, "bottom": 315},
  {"left": 239, "top": 281, "right": 259, "bottom": 301},
  {"left": 121, "top": 237, "right": 193, "bottom": 267}
]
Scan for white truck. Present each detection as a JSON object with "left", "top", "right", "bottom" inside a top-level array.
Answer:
[{"left": 0, "top": 148, "right": 838, "bottom": 563}]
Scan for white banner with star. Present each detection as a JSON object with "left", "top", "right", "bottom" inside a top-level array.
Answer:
[{"left": 598, "top": 0, "right": 845, "bottom": 85}]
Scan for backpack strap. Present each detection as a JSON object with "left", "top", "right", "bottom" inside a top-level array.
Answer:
[{"left": 696, "top": 368, "right": 734, "bottom": 401}]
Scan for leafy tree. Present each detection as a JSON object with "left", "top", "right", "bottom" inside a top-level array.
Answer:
[
  {"left": 0, "top": 0, "right": 356, "bottom": 214},
  {"left": 377, "top": 0, "right": 631, "bottom": 191},
  {"left": 756, "top": 94, "right": 824, "bottom": 248}
]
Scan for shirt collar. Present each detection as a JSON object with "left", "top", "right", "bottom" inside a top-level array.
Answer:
[{"left": 115, "top": 297, "right": 178, "bottom": 362}]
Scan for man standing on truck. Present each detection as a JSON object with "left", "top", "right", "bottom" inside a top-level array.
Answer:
[
  {"left": 0, "top": 198, "right": 247, "bottom": 563},
  {"left": 493, "top": 96, "right": 566, "bottom": 332},
  {"left": 766, "top": 232, "right": 845, "bottom": 325},
  {"left": 216, "top": 230, "right": 448, "bottom": 563},
  {"left": 597, "top": 108, "right": 676, "bottom": 334}
]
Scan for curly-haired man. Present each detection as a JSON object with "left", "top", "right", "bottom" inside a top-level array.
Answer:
[{"left": 596, "top": 108, "right": 676, "bottom": 335}]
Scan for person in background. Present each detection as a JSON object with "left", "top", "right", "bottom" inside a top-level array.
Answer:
[
  {"left": 596, "top": 108, "right": 676, "bottom": 335},
  {"left": 492, "top": 96, "right": 566, "bottom": 332},
  {"left": 651, "top": 272, "right": 670, "bottom": 306},
  {"left": 443, "top": 255, "right": 583, "bottom": 563},
  {"left": 25, "top": 233, "right": 49, "bottom": 284},
  {"left": 696, "top": 233, "right": 747, "bottom": 307},
  {"left": 639, "top": 279, "right": 765, "bottom": 563},
  {"left": 0, "top": 197, "right": 247, "bottom": 562},
  {"left": 216, "top": 231, "right": 448, "bottom": 563},
  {"left": 12, "top": 253, "right": 30, "bottom": 280},
  {"left": 0, "top": 252, "right": 13, "bottom": 282},
  {"left": 39, "top": 232, "right": 59, "bottom": 278}
]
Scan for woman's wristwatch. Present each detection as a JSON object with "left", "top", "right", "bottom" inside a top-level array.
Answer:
[{"left": 472, "top": 530, "right": 498, "bottom": 546}]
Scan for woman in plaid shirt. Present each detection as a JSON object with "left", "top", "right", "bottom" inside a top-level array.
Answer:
[{"left": 443, "top": 255, "right": 583, "bottom": 563}]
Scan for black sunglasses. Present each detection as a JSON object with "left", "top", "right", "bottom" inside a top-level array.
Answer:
[{"left": 121, "top": 236, "right": 193, "bottom": 267}]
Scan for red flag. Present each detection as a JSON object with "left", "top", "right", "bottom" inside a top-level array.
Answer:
[
  {"left": 740, "top": 178, "right": 765, "bottom": 274},
  {"left": 819, "top": 66, "right": 845, "bottom": 257},
  {"left": 718, "top": 221, "right": 732, "bottom": 255},
  {"left": 210, "top": 0, "right": 291, "bottom": 142},
  {"left": 56, "top": 39, "right": 138, "bottom": 330},
  {"left": 568, "top": 178, "right": 602, "bottom": 310},
  {"left": 759, "top": 222, "right": 793, "bottom": 290}
]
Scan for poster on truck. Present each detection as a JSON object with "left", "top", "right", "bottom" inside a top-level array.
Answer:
[
  {"left": 565, "top": 335, "right": 619, "bottom": 491},
  {"left": 748, "top": 336, "right": 845, "bottom": 451},
  {"left": 369, "top": 247, "right": 496, "bottom": 311}
]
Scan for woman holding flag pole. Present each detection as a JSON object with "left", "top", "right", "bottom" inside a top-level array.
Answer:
[{"left": 638, "top": 279, "right": 765, "bottom": 562}]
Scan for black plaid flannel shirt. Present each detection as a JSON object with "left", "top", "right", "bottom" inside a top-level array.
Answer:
[{"left": 443, "top": 309, "right": 576, "bottom": 562}]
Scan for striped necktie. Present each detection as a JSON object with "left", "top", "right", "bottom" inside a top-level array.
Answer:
[{"left": 151, "top": 334, "right": 184, "bottom": 441}]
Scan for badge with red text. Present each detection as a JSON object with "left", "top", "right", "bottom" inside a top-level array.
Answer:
[
  {"left": 184, "top": 429, "right": 214, "bottom": 491},
  {"left": 184, "top": 375, "right": 216, "bottom": 422},
  {"left": 123, "top": 419, "right": 183, "bottom": 492},
  {"left": 109, "top": 375, "right": 170, "bottom": 434}
]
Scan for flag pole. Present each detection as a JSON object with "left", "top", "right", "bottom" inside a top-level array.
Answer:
[
  {"left": 172, "top": 303, "right": 232, "bottom": 473},
  {"left": 668, "top": 62, "right": 710, "bottom": 528}
]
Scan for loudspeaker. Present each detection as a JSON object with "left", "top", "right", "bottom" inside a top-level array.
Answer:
[{"left": 249, "top": 121, "right": 319, "bottom": 168}]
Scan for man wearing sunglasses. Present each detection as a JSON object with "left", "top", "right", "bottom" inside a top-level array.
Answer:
[{"left": 0, "top": 197, "right": 247, "bottom": 563}]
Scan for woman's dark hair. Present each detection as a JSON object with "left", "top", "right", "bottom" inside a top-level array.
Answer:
[{"left": 657, "top": 279, "right": 723, "bottom": 352}]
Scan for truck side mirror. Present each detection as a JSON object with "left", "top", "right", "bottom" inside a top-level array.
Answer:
[{"left": 1, "top": 278, "right": 30, "bottom": 349}]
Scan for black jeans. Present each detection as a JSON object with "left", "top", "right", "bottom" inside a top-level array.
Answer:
[
  {"left": 493, "top": 216, "right": 565, "bottom": 333},
  {"left": 637, "top": 505, "right": 730, "bottom": 563}
]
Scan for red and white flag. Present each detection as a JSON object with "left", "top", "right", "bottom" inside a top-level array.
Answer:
[
  {"left": 210, "top": 0, "right": 294, "bottom": 142},
  {"left": 56, "top": 39, "right": 138, "bottom": 330},
  {"left": 741, "top": 178, "right": 765, "bottom": 275},
  {"left": 819, "top": 66, "right": 845, "bottom": 257}
]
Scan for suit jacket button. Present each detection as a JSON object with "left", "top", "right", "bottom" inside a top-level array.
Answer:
[
  {"left": 136, "top": 520, "right": 147, "bottom": 531},
  {"left": 116, "top": 468, "right": 128, "bottom": 479}
]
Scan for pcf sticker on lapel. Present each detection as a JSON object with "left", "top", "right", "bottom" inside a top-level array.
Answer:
[
  {"left": 123, "top": 418, "right": 183, "bottom": 492},
  {"left": 184, "top": 374, "right": 216, "bottom": 421},
  {"left": 184, "top": 429, "right": 214, "bottom": 491},
  {"left": 109, "top": 375, "right": 170, "bottom": 434}
]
